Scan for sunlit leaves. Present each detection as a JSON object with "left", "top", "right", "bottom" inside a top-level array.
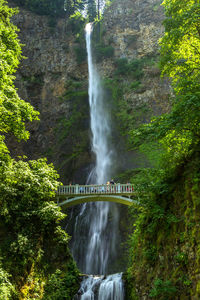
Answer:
[
  {"left": 0, "top": 264, "right": 16, "bottom": 299},
  {"left": 160, "top": 0, "right": 200, "bottom": 94},
  {"left": 0, "top": 0, "right": 39, "bottom": 142}
]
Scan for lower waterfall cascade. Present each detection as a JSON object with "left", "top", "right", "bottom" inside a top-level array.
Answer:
[
  {"left": 71, "top": 23, "right": 125, "bottom": 299},
  {"left": 74, "top": 273, "right": 124, "bottom": 300}
]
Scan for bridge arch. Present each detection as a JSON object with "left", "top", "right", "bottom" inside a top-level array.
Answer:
[{"left": 58, "top": 195, "right": 136, "bottom": 208}]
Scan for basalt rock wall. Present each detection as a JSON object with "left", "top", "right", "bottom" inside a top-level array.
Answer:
[{"left": 8, "top": 0, "right": 170, "bottom": 181}]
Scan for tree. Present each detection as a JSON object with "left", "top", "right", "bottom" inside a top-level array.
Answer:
[
  {"left": 0, "top": 2, "right": 79, "bottom": 298},
  {"left": 0, "top": 0, "right": 39, "bottom": 151},
  {"left": 87, "top": 0, "right": 96, "bottom": 21},
  {"left": 159, "top": 0, "right": 200, "bottom": 94},
  {"left": 64, "top": 0, "right": 87, "bottom": 17}
]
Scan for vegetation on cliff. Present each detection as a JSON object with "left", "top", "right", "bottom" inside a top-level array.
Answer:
[
  {"left": 11, "top": 0, "right": 84, "bottom": 18},
  {"left": 126, "top": 0, "right": 200, "bottom": 298},
  {"left": 11, "top": 0, "right": 107, "bottom": 21},
  {"left": 0, "top": 1, "right": 79, "bottom": 298}
]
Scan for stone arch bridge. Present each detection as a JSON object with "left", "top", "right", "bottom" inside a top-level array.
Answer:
[{"left": 57, "top": 184, "right": 136, "bottom": 208}]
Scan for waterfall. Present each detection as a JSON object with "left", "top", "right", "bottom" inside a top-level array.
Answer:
[
  {"left": 85, "top": 22, "right": 120, "bottom": 276},
  {"left": 72, "top": 23, "right": 124, "bottom": 299},
  {"left": 74, "top": 274, "right": 124, "bottom": 300},
  {"left": 85, "top": 22, "right": 112, "bottom": 185}
]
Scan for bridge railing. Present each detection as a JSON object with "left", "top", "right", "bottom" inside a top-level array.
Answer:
[{"left": 57, "top": 184, "right": 134, "bottom": 195}]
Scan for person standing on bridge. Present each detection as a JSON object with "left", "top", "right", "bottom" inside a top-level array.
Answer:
[{"left": 106, "top": 181, "right": 110, "bottom": 192}]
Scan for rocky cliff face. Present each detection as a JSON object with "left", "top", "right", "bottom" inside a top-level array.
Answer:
[
  {"left": 9, "top": 3, "right": 90, "bottom": 182},
  {"left": 8, "top": 0, "right": 170, "bottom": 181},
  {"left": 101, "top": 0, "right": 170, "bottom": 117},
  {"left": 104, "top": 0, "right": 164, "bottom": 58}
]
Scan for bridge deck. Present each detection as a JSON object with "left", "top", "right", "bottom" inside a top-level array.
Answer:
[{"left": 57, "top": 183, "right": 134, "bottom": 197}]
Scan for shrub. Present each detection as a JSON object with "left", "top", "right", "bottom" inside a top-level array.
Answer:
[
  {"left": 114, "top": 58, "right": 129, "bottom": 75},
  {"left": 149, "top": 279, "right": 177, "bottom": 299},
  {"left": 95, "top": 44, "right": 114, "bottom": 61},
  {"left": 130, "top": 81, "right": 141, "bottom": 90},
  {"left": 74, "top": 46, "right": 87, "bottom": 64},
  {"left": 43, "top": 264, "right": 80, "bottom": 300},
  {"left": 114, "top": 58, "right": 144, "bottom": 79}
]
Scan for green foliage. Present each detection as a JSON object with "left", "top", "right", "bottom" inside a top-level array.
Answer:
[
  {"left": 74, "top": 45, "right": 87, "bottom": 64},
  {"left": 0, "top": 264, "right": 17, "bottom": 299},
  {"left": 0, "top": 2, "right": 79, "bottom": 299},
  {"left": 69, "top": 11, "right": 86, "bottom": 34},
  {"left": 43, "top": 264, "right": 80, "bottom": 300},
  {"left": 103, "top": 78, "right": 151, "bottom": 146},
  {"left": 56, "top": 81, "right": 88, "bottom": 142},
  {"left": 159, "top": 0, "right": 200, "bottom": 94},
  {"left": 87, "top": 0, "right": 97, "bottom": 21},
  {"left": 126, "top": 1, "right": 200, "bottom": 298},
  {"left": 12, "top": 0, "right": 103, "bottom": 22},
  {"left": 0, "top": 144, "right": 79, "bottom": 299},
  {"left": 174, "top": 252, "right": 188, "bottom": 265},
  {"left": 0, "top": 0, "right": 39, "bottom": 142},
  {"left": 129, "top": 85, "right": 200, "bottom": 171},
  {"left": 149, "top": 279, "right": 177, "bottom": 299},
  {"left": 0, "top": 157, "right": 63, "bottom": 270},
  {"left": 71, "top": 14, "right": 87, "bottom": 63},
  {"left": 54, "top": 80, "right": 89, "bottom": 175},
  {"left": 114, "top": 58, "right": 129, "bottom": 75},
  {"left": 64, "top": 0, "right": 87, "bottom": 18},
  {"left": 95, "top": 43, "right": 114, "bottom": 61},
  {"left": 114, "top": 58, "right": 144, "bottom": 79},
  {"left": 143, "top": 245, "right": 158, "bottom": 263},
  {"left": 11, "top": 0, "right": 88, "bottom": 23},
  {"left": 130, "top": 81, "right": 141, "bottom": 90}
]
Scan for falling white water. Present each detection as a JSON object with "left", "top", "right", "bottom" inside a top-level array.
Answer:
[
  {"left": 72, "top": 23, "right": 124, "bottom": 300},
  {"left": 85, "top": 23, "right": 113, "bottom": 185},
  {"left": 74, "top": 274, "right": 124, "bottom": 300},
  {"left": 98, "top": 274, "right": 124, "bottom": 300},
  {"left": 85, "top": 22, "right": 119, "bottom": 275}
]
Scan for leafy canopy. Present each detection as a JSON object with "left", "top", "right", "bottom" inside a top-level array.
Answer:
[
  {"left": 159, "top": 0, "right": 200, "bottom": 94},
  {"left": 0, "top": 0, "right": 39, "bottom": 147}
]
